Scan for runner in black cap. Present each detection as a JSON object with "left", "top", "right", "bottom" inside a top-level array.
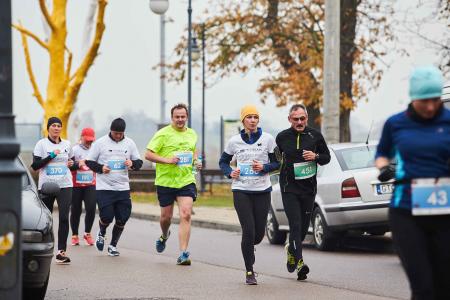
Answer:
[{"left": 86, "top": 118, "right": 143, "bottom": 256}]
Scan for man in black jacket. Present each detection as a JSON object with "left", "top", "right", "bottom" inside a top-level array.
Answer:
[{"left": 276, "top": 104, "right": 331, "bottom": 280}]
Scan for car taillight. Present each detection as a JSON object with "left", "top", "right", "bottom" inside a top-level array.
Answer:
[{"left": 341, "top": 177, "right": 361, "bottom": 198}]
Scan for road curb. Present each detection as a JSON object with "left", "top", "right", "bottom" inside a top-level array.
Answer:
[{"left": 130, "top": 211, "right": 242, "bottom": 233}]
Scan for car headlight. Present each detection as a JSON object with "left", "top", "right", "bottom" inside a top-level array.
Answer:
[{"left": 22, "top": 231, "right": 43, "bottom": 243}]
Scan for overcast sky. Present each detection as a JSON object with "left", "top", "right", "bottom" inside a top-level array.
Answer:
[{"left": 11, "top": 0, "right": 449, "bottom": 147}]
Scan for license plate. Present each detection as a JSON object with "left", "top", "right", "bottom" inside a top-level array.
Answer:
[{"left": 376, "top": 183, "right": 393, "bottom": 195}]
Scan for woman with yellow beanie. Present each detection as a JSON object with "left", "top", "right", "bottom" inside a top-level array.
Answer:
[{"left": 219, "top": 105, "right": 280, "bottom": 285}]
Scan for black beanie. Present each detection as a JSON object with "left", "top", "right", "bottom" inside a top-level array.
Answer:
[
  {"left": 47, "top": 117, "right": 62, "bottom": 129},
  {"left": 110, "top": 118, "right": 126, "bottom": 132}
]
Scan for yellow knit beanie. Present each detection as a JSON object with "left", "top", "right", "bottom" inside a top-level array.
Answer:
[{"left": 240, "top": 105, "right": 259, "bottom": 122}]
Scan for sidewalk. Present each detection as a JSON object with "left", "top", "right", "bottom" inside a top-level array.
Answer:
[{"left": 131, "top": 201, "right": 242, "bottom": 232}]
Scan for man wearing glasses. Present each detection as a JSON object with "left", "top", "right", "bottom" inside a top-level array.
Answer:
[{"left": 275, "top": 104, "right": 331, "bottom": 281}]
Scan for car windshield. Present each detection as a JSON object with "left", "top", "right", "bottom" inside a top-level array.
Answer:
[{"left": 335, "top": 145, "right": 377, "bottom": 171}]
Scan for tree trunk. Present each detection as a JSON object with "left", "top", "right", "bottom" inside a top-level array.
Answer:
[
  {"left": 339, "top": 0, "right": 358, "bottom": 142},
  {"left": 306, "top": 104, "right": 321, "bottom": 131}
]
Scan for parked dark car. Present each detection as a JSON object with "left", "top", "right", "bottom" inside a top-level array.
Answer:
[{"left": 19, "top": 157, "right": 55, "bottom": 300}]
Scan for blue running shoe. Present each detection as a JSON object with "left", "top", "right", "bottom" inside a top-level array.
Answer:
[
  {"left": 176, "top": 251, "right": 191, "bottom": 265},
  {"left": 156, "top": 230, "right": 170, "bottom": 253},
  {"left": 96, "top": 231, "right": 105, "bottom": 252}
]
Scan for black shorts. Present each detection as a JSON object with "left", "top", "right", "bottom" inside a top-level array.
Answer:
[
  {"left": 156, "top": 183, "right": 197, "bottom": 207},
  {"left": 96, "top": 190, "right": 132, "bottom": 224}
]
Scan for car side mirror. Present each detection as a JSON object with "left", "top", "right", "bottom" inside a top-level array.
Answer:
[{"left": 40, "top": 182, "right": 60, "bottom": 197}]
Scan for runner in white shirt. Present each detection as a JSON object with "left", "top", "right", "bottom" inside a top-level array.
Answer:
[
  {"left": 70, "top": 127, "right": 97, "bottom": 247},
  {"left": 219, "top": 105, "right": 280, "bottom": 285},
  {"left": 31, "top": 117, "right": 75, "bottom": 264},
  {"left": 85, "top": 118, "right": 143, "bottom": 256}
]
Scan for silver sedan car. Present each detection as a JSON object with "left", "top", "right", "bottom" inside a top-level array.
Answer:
[{"left": 266, "top": 143, "right": 393, "bottom": 251}]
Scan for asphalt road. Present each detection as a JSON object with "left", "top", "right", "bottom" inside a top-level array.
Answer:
[{"left": 45, "top": 215, "right": 409, "bottom": 300}]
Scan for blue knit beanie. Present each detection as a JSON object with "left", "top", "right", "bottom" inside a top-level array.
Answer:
[{"left": 409, "top": 65, "right": 443, "bottom": 101}]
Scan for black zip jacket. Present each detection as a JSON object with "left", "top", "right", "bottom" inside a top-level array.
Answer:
[{"left": 276, "top": 126, "right": 330, "bottom": 195}]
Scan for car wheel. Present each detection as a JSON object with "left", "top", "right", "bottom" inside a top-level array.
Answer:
[
  {"left": 312, "top": 207, "right": 339, "bottom": 251},
  {"left": 23, "top": 272, "right": 49, "bottom": 300},
  {"left": 266, "top": 206, "right": 287, "bottom": 245}
]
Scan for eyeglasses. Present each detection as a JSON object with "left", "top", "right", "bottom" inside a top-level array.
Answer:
[{"left": 290, "top": 116, "right": 307, "bottom": 122}]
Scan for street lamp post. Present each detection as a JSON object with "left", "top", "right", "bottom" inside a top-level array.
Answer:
[
  {"left": 160, "top": 14, "right": 166, "bottom": 125},
  {"left": 0, "top": 1, "right": 23, "bottom": 299},
  {"left": 187, "top": 0, "right": 193, "bottom": 127},
  {"left": 200, "top": 23, "right": 206, "bottom": 192},
  {"left": 149, "top": 0, "right": 169, "bottom": 126}
]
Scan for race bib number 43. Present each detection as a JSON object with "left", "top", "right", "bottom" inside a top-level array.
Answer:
[
  {"left": 294, "top": 161, "right": 317, "bottom": 180},
  {"left": 238, "top": 163, "right": 262, "bottom": 177},
  {"left": 412, "top": 178, "right": 450, "bottom": 216}
]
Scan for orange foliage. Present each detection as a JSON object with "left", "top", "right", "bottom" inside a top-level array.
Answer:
[{"left": 166, "top": 0, "right": 395, "bottom": 113}]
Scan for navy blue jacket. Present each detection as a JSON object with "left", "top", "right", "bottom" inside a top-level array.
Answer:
[{"left": 376, "top": 104, "right": 450, "bottom": 209}]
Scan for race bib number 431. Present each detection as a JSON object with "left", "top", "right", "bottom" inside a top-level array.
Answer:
[
  {"left": 294, "top": 161, "right": 317, "bottom": 180},
  {"left": 412, "top": 178, "right": 450, "bottom": 216}
]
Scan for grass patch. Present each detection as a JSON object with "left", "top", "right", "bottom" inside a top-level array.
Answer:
[{"left": 132, "top": 184, "right": 234, "bottom": 208}]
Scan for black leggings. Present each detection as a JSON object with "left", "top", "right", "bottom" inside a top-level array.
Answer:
[
  {"left": 233, "top": 191, "right": 271, "bottom": 272},
  {"left": 389, "top": 208, "right": 450, "bottom": 300},
  {"left": 70, "top": 186, "right": 96, "bottom": 235},
  {"left": 41, "top": 187, "right": 72, "bottom": 251},
  {"left": 281, "top": 192, "right": 315, "bottom": 261}
]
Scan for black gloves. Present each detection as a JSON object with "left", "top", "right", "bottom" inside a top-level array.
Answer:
[{"left": 378, "top": 165, "right": 395, "bottom": 182}]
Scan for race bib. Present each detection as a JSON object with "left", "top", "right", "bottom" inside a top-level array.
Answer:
[
  {"left": 176, "top": 151, "right": 193, "bottom": 167},
  {"left": 294, "top": 161, "right": 317, "bottom": 180},
  {"left": 238, "top": 163, "right": 262, "bottom": 177},
  {"left": 45, "top": 163, "right": 68, "bottom": 176},
  {"left": 107, "top": 159, "right": 126, "bottom": 172},
  {"left": 412, "top": 178, "right": 450, "bottom": 216},
  {"left": 76, "top": 170, "right": 94, "bottom": 184}
]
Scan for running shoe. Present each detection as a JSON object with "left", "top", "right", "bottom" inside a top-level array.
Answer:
[
  {"left": 176, "top": 251, "right": 191, "bottom": 265},
  {"left": 71, "top": 235, "right": 79, "bottom": 246},
  {"left": 95, "top": 231, "right": 105, "bottom": 252},
  {"left": 245, "top": 271, "right": 257, "bottom": 285},
  {"left": 285, "top": 243, "right": 297, "bottom": 273},
  {"left": 107, "top": 245, "right": 120, "bottom": 257},
  {"left": 83, "top": 233, "right": 94, "bottom": 246},
  {"left": 55, "top": 250, "right": 71, "bottom": 264},
  {"left": 155, "top": 230, "right": 170, "bottom": 253},
  {"left": 296, "top": 259, "right": 310, "bottom": 281}
]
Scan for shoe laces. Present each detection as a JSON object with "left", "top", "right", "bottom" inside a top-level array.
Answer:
[
  {"left": 297, "top": 259, "right": 305, "bottom": 271},
  {"left": 58, "top": 250, "right": 66, "bottom": 256},
  {"left": 246, "top": 271, "right": 258, "bottom": 277},
  {"left": 286, "top": 245, "right": 296, "bottom": 265}
]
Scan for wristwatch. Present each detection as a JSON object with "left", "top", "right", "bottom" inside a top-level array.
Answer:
[{"left": 315, "top": 153, "right": 320, "bottom": 161}]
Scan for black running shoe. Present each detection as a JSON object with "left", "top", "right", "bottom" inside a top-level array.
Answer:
[
  {"left": 245, "top": 271, "right": 257, "bottom": 285},
  {"left": 296, "top": 259, "right": 310, "bottom": 281},
  {"left": 55, "top": 251, "right": 71, "bottom": 264}
]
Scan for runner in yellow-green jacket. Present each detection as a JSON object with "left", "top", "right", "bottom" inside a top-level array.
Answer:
[{"left": 145, "top": 103, "right": 202, "bottom": 265}]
